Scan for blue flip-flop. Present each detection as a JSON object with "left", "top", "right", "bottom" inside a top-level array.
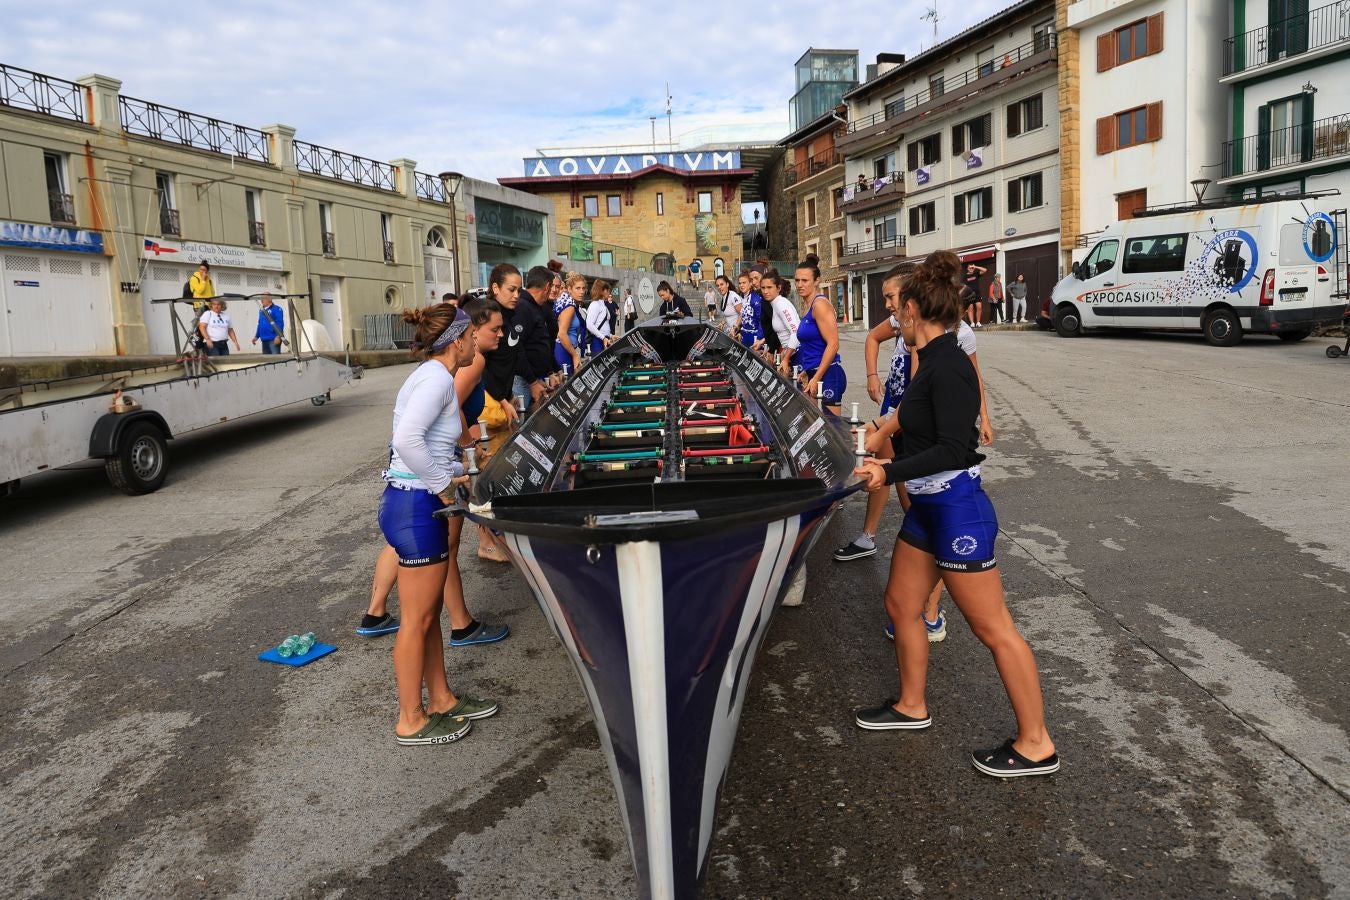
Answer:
[
  {"left": 449, "top": 622, "right": 510, "bottom": 647},
  {"left": 357, "top": 614, "right": 400, "bottom": 636}
]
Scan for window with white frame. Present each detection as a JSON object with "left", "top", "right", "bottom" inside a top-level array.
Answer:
[
  {"left": 908, "top": 201, "right": 937, "bottom": 234},
  {"left": 44, "top": 152, "right": 73, "bottom": 224},
  {"left": 245, "top": 189, "right": 265, "bottom": 246},
  {"left": 1006, "top": 93, "right": 1044, "bottom": 137},
  {"left": 697, "top": 191, "right": 713, "bottom": 213}
]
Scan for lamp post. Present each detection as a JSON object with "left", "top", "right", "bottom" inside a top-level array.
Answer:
[{"left": 438, "top": 171, "right": 464, "bottom": 293}]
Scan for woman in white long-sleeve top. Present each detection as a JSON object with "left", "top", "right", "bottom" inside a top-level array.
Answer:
[
  {"left": 584, "top": 278, "right": 614, "bottom": 355},
  {"left": 378, "top": 303, "right": 499, "bottom": 746}
]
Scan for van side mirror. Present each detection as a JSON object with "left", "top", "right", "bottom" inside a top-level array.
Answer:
[{"left": 1071, "top": 261, "right": 1082, "bottom": 280}]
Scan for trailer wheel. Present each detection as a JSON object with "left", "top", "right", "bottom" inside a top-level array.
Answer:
[
  {"left": 311, "top": 394, "right": 329, "bottom": 407},
  {"left": 105, "top": 422, "right": 169, "bottom": 495},
  {"left": 1203, "top": 309, "right": 1242, "bottom": 347},
  {"left": 1276, "top": 329, "right": 1310, "bottom": 342},
  {"left": 1052, "top": 304, "right": 1082, "bottom": 338},
  {"left": 1329, "top": 345, "right": 1344, "bottom": 359}
]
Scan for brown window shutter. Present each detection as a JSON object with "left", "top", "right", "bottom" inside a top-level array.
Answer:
[
  {"left": 1097, "top": 32, "right": 1116, "bottom": 72},
  {"left": 1146, "top": 101, "right": 1163, "bottom": 142},
  {"left": 1096, "top": 115, "right": 1116, "bottom": 154},
  {"left": 1147, "top": 12, "right": 1164, "bottom": 56},
  {"left": 907, "top": 142, "right": 919, "bottom": 171},
  {"left": 952, "top": 123, "right": 965, "bottom": 155},
  {"left": 1007, "top": 101, "right": 1021, "bottom": 138}
]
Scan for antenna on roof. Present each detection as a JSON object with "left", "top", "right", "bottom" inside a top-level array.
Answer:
[
  {"left": 921, "top": 2, "right": 940, "bottom": 48},
  {"left": 666, "top": 84, "right": 673, "bottom": 150}
]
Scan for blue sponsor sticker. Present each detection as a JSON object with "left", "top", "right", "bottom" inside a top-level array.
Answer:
[
  {"left": 12, "top": 280, "right": 38, "bottom": 287},
  {"left": 1302, "top": 212, "right": 1336, "bottom": 263}
]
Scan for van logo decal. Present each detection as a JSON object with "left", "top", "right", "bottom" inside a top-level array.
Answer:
[
  {"left": 1303, "top": 212, "right": 1336, "bottom": 264},
  {"left": 1199, "top": 229, "right": 1258, "bottom": 294}
]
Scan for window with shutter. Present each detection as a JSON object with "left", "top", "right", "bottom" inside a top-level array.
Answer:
[
  {"left": 1030, "top": 173, "right": 1043, "bottom": 208},
  {"left": 910, "top": 207, "right": 920, "bottom": 233},
  {"left": 1257, "top": 102, "right": 1272, "bottom": 170},
  {"left": 1145, "top": 101, "right": 1163, "bottom": 143},
  {"left": 1097, "top": 32, "right": 1115, "bottom": 71},
  {"left": 907, "top": 141, "right": 920, "bottom": 171},
  {"left": 952, "top": 124, "right": 965, "bottom": 155},
  {"left": 979, "top": 114, "right": 992, "bottom": 147},
  {"left": 1007, "top": 100, "right": 1022, "bottom": 138},
  {"left": 1146, "top": 12, "right": 1164, "bottom": 55},
  {"left": 1027, "top": 94, "right": 1043, "bottom": 130},
  {"left": 1300, "top": 92, "right": 1315, "bottom": 161},
  {"left": 1097, "top": 115, "right": 1116, "bottom": 154},
  {"left": 954, "top": 196, "right": 966, "bottom": 226},
  {"left": 1008, "top": 180, "right": 1021, "bottom": 213}
]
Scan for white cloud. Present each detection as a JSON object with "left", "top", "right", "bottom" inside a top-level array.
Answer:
[{"left": 0, "top": 0, "right": 1010, "bottom": 180}]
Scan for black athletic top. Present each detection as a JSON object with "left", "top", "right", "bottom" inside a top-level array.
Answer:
[
  {"left": 514, "top": 293, "right": 558, "bottom": 383},
  {"left": 882, "top": 332, "right": 985, "bottom": 485},
  {"left": 481, "top": 304, "right": 518, "bottom": 402}
]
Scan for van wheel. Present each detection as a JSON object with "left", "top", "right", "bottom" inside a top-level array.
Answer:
[
  {"left": 1052, "top": 305, "right": 1082, "bottom": 338},
  {"left": 1203, "top": 309, "right": 1242, "bottom": 347},
  {"left": 105, "top": 422, "right": 169, "bottom": 495},
  {"left": 1277, "top": 329, "right": 1310, "bottom": 342}
]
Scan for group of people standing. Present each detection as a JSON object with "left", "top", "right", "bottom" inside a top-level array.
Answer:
[
  {"left": 961, "top": 263, "right": 1032, "bottom": 328},
  {"left": 711, "top": 254, "right": 845, "bottom": 414}
]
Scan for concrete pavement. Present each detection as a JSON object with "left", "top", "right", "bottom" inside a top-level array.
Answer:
[{"left": 0, "top": 327, "right": 1347, "bottom": 898}]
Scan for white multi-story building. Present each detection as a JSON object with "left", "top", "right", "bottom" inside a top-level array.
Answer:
[
  {"left": 1066, "top": 0, "right": 1228, "bottom": 236},
  {"left": 837, "top": 0, "right": 1061, "bottom": 326},
  {"left": 1216, "top": 0, "right": 1350, "bottom": 201}
]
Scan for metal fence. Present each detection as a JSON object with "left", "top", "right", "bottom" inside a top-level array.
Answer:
[
  {"left": 0, "top": 63, "right": 85, "bottom": 122},
  {"left": 294, "top": 140, "right": 398, "bottom": 191},
  {"left": 363, "top": 314, "right": 415, "bottom": 350},
  {"left": 1223, "top": 1, "right": 1350, "bottom": 76},
  {"left": 120, "top": 96, "right": 271, "bottom": 162}
]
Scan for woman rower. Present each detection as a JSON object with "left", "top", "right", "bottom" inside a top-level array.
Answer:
[
  {"left": 852, "top": 250, "right": 1058, "bottom": 778},
  {"left": 379, "top": 303, "right": 499, "bottom": 745},
  {"left": 792, "top": 254, "right": 845, "bottom": 415},
  {"left": 554, "top": 272, "right": 586, "bottom": 373}
]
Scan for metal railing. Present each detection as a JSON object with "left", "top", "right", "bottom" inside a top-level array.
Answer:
[
  {"left": 48, "top": 191, "right": 75, "bottom": 224},
  {"left": 842, "top": 234, "right": 906, "bottom": 257},
  {"left": 1222, "top": 111, "right": 1350, "bottom": 178},
  {"left": 1223, "top": 1, "right": 1350, "bottom": 76},
  {"left": 846, "top": 33, "right": 1057, "bottom": 133},
  {"left": 159, "top": 207, "right": 180, "bottom": 236},
  {"left": 382, "top": 240, "right": 395, "bottom": 263},
  {"left": 414, "top": 171, "right": 448, "bottom": 203},
  {"left": 0, "top": 64, "right": 86, "bottom": 122},
  {"left": 294, "top": 140, "right": 397, "bottom": 191},
  {"left": 249, "top": 221, "right": 266, "bottom": 247},
  {"left": 119, "top": 96, "right": 270, "bottom": 162},
  {"left": 785, "top": 148, "right": 843, "bottom": 186},
  {"left": 322, "top": 232, "right": 336, "bottom": 256}
]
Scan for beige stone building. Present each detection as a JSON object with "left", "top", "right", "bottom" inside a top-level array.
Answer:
[
  {"left": 500, "top": 151, "right": 755, "bottom": 286},
  {"left": 781, "top": 113, "right": 850, "bottom": 319},
  {"left": 0, "top": 62, "right": 550, "bottom": 356}
]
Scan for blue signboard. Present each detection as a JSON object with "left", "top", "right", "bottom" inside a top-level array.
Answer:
[
  {"left": 523, "top": 151, "right": 742, "bottom": 178},
  {"left": 0, "top": 221, "right": 104, "bottom": 254}
]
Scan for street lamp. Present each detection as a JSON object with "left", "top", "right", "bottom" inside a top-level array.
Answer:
[{"left": 437, "top": 171, "right": 464, "bottom": 292}]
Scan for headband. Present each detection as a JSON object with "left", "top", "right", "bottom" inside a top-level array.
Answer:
[{"left": 430, "top": 309, "right": 472, "bottom": 352}]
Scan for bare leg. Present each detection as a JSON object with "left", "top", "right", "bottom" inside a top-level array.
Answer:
[
  {"left": 861, "top": 424, "right": 895, "bottom": 537},
  {"left": 893, "top": 487, "right": 945, "bottom": 622},
  {"left": 366, "top": 545, "right": 398, "bottom": 617},
  {"left": 442, "top": 516, "right": 473, "bottom": 630},
  {"left": 884, "top": 540, "right": 941, "bottom": 719},
  {"left": 394, "top": 561, "right": 457, "bottom": 736},
  {"left": 942, "top": 569, "right": 1055, "bottom": 760}
]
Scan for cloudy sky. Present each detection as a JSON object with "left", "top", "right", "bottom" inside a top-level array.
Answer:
[{"left": 3, "top": 0, "right": 1008, "bottom": 183}]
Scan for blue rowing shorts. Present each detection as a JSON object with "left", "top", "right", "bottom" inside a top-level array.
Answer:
[
  {"left": 898, "top": 472, "right": 998, "bottom": 572},
  {"left": 378, "top": 484, "right": 449, "bottom": 567},
  {"left": 804, "top": 362, "right": 847, "bottom": 404}
]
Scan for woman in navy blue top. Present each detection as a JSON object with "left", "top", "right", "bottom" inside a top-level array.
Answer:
[
  {"left": 853, "top": 249, "right": 1059, "bottom": 779},
  {"left": 793, "top": 254, "right": 845, "bottom": 415}
]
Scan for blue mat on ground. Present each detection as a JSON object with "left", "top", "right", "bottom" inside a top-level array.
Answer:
[{"left": 258, "top": 643, "right": 337, "bottom": 667}]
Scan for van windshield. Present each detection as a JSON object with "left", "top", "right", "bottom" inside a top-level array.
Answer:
[{"left": 1083, "top": 240, "right": 1119, "bottom": 278}]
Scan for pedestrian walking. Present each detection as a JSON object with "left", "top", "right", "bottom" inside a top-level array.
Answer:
[{"left": 622, "top": 288, "right": 637, "bottom": 333}]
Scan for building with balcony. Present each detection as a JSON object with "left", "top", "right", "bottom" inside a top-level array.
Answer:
[
  {"left": 1218, "top": 0, "right": 1350, "bottom": 200},
  {"left": 839, "top": 0, "right": 1063, "bottom": 326},
  {"left": 780, "top": 50, "right": 858, "bottom": 320},
  {"left": 1064, "top": 1, "right": 1228, "bottom": 241},
  {"left": 0, "top": 62, "right": 550, "bottom": 356}
]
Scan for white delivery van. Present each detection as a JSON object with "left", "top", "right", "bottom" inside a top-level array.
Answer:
[{"left": 1051, "top": 196, "right": 1347, "bottom": 346}]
